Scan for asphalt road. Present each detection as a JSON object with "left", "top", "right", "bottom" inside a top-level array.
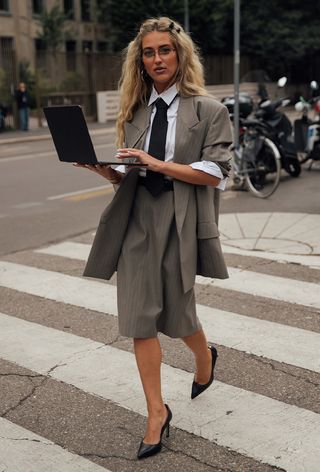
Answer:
[
  {"left": 0, "top": 132, "right": 319, "bottom": 472},
  {"left": 1, "top": 135, "right": 319, "bottom": 256}
]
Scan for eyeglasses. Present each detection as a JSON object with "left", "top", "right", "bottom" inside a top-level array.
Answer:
[{"left": 142, "top": 46, "right": 176, "bottom": 59}]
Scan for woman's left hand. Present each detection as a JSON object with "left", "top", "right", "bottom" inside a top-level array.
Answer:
[{"left": 116, "top": 148, "right": 165, "bottom": 173}]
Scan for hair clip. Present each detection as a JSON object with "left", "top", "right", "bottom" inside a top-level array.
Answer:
[{"left": 169, "top": 21, "right": 181, "bottom": 33}]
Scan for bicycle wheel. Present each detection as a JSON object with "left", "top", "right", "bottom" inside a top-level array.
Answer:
[{"left": 244, "top": 137, "right": 281, "bottom": 198}]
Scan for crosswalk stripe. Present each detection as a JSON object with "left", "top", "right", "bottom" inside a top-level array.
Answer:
[
  {"left": 197, "top": 269, "right": 320, "bottom": 309},
  {"left": 35, "top": 241, "right": 320, "bottom": 309},
  {"left": 0, "top": 312, "right": 319, "bottom": 472},
  {"left": 36, "top": 239, "right": 320, "bottom": 271},
  {"left": 0, "top": 417, "right": 111, "bottom": 472},
  {"left": 0, "top": 261, "right": 319, "bottom": 373}
]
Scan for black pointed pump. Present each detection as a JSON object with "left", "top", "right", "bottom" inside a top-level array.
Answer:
[
  {"left": 137, "top": 404, "right": 172, "bottom": 460},
  {"left": 191, "top": 345, "right": 218, "bottom": 399}
]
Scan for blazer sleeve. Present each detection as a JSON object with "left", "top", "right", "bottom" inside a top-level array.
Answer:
[{"left": 200, "top": 103, "right": 233, "bottom": 178}]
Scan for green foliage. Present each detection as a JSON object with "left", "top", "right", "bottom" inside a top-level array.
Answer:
[
  {"left": 240, "top": 0, "right": 320, "bottom": 75},
  {"left": 59, "top": 72, "right": 86, "bottom": 92},
  {"left": 96, "top": 0, "right": 320, "bottom": 78},
  {"left": 37, "top": 3, "right": 70, "bottom": 53}
]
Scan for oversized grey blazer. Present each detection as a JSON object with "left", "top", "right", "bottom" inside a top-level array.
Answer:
[{"left": 83, "top": 95, "right": 233, "bottom": 293}]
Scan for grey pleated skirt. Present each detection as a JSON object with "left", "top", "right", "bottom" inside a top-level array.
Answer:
[{"left": 117, "top": 185, "right": 202, "bottom": 338}]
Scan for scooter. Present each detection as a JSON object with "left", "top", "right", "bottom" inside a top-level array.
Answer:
[
  {"left": 294, "top": 80, "right": 320, "bottom": 169},
  {"left": 254, "top": 77, "right": 301, "bottom": 177}
]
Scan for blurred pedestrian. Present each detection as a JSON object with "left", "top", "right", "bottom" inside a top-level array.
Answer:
[
  {"left": 0, "top": 102, "right": 7, "bottom": 132},
  {"left": 15, "top": 82, "right": 30, "bottom": 131},
  {"left": 77, "top": 16, "right": 232, "bottom": 460}
]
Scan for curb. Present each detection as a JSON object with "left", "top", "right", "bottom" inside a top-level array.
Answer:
[{"left": 0, "top": 126, "right": 116, "bottom": 145}]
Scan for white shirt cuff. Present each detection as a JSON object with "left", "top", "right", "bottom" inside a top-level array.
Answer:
[
  {"left": 189, "top": 161, "right": 228, "bottom": 190},
  {"left": 115, "top": 165, "right": 126, "bottom": 174}
]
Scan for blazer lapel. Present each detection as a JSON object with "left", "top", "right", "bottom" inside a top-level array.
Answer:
[
  {"left": 125, "top": 104, "right": 152, "bottom": 149},
  {"left": 173, "top": 96, "right": 199, "bottom": 164},
  {"left": 174, "top": 96, "right": 199, "bottom": 235}
]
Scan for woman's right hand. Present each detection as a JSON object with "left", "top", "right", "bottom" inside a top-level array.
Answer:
[{"left": 73, "top": 163, "right": 121, "bottom": 183}]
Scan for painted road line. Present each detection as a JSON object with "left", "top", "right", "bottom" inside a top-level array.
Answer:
[
  {"left": 197, "top": 268, "right": 320, "bottom": 310},
  {"left": 0, "top": 312, "right": 319, "bottom": 472},
  {"left": 47, "top": 184, "right": 112, "bottom": 201},
  {"left": 66, "top": 187, "right": 114, "bottom": 201},
  {"left": 0, "top": 417, "right": 111, "bottom": 472},
  {"left": 35, "top": 241, "right": 91, "bottom": 259},
  {"left": 35, "top": 242, "right": 320, "bottom": 309},
  {"left": 0, "top": 261, "right": 319, "bottom": 373},
  {"left": 222, "top": 243, "right": 320, "bottom": 269}
]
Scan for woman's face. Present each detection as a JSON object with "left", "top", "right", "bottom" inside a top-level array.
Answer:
[{"left": 141, "top": 31, "right": 178, "bottom": 94}]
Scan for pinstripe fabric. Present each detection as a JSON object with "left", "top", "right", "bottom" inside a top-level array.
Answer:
[{"left": 117, "top": 186, "right": 202, "bottom": 338}]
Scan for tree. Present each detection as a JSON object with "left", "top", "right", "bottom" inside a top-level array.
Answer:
[
  {"left": 240, "top": 0, "right": 320, "bottom": 77},
  {"left": 36, "top": 3, "right": 71, "bottom": 54},
  {"left": 97, "top": 0, "right": 320, "bottom": 79}
]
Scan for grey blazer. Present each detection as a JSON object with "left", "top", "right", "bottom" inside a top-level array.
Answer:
[{"left": 83, "top": 95, "right": 233, "bottom": 293}]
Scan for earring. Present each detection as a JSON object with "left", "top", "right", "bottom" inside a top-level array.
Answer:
[{"left": 141, "top": 68, "right": 148, "bottom": 81}]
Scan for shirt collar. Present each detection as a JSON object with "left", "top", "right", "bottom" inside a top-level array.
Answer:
[{"left": 148, "top": 83, "right": 178, "bottom": 107}]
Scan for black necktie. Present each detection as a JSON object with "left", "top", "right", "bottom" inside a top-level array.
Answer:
[{"left": 145, "top": 98, "right": 169, "bottom": 197}]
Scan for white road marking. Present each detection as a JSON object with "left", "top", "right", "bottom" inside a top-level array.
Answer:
[
  {"left": 0, "top": 261, "right": 319, "bottom": 373},
  {"left": 36, "top": 240, "right": 320, "bottom": 271},
  {"left": 13, "top": 202, "right": 43, "bottom": 209},
  {"left": 0, "top": 417, "right": 111, "bottom": 472},
  {"left": 197, "top": 268, "right": 320, "bottom": 309},
  {"left": 0, "top": 312, "right": 319, "bottom": 472},
  {"left": 222, "top": 243, "right": 320, "bottom": 269},
  {"left": 35, "top": 242, "right": 320, "bottom": 309},
  {"left": 47, "top": 184, "right": 112, "bottom": 200}
]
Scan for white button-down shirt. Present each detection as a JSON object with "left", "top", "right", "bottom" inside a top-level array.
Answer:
[{"left": 117, "top": 83, "right": 227, "bottom": 190}]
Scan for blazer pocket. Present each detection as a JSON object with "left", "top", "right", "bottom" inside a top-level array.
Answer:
[{"left": 197, "top": 221, "right": 220, "bottom": 239}]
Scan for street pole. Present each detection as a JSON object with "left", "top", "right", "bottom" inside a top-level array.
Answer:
[
  {"left": 234, "top": 0, "right": 240, "bottom": 149},
  {"left": 184, "top": 0, "right": 189, "bottom": 33}
]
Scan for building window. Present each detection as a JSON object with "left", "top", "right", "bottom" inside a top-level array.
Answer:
[
  {"left": 32, "top": 0, "right": 43, "bottom": 15},
  {"left": 97, "top": 42, "right": 107, "bottom": 52},
  {"left": 0, "top": 37, "right": 14, "bottom": 70},
  {"left": 81, "top": 0, "right": 91, "bottom": 21},
  {"left": 82, "top": 40, "right": 92, "bottom": 52},
  {"left": 0, "top": 37, "right": 13, "bottom": 56},
  {"left": 64, "top": 0, "right": 74, "bottom": 19},
  {"left": 66, "top": 40, "right": 76, "bottom": 70},
  {"left": 35, "top": 38, "right": 46, "bottom": 68},
  {"left": 0, "top": 0, "right": 10, "bottom": 12}
]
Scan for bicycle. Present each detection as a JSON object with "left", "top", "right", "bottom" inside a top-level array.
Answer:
[{"left": 233, "top": 119, "right": 282, "bottom": 198}]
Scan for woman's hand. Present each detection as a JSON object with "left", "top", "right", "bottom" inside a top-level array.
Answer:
[
  {"left": 73, "top": 163, "right": 122, "bottom": 183},
  {"left": 116, "top": 149, "right": 166, "bottom": 173}
]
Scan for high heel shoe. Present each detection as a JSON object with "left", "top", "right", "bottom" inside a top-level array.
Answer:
[
  {"left": 137, "top": 404, "right": 172, "bottom": 460},
  {"left": 191, "top": 345, "right": 218, "bottom": 400}
]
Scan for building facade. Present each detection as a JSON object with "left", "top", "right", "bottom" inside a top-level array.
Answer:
[{"left": 0, "top": 0, "right": 107, "bottom": 69}]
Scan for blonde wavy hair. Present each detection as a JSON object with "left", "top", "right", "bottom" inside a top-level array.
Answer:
[{"left": 116, "top": 17, "right": 208, "bottom": 147}]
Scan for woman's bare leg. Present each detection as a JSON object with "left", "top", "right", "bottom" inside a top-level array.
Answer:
[
  {"left": 181, "top": 329, "right": 213, "bottom": 384},
  {"left": 133, "top": 337, "right": 168, "bottom": 444}
]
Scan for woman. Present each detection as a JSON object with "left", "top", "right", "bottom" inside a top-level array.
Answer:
[{"left": 77, "top": 17, "right": 232, "bottom": 460}]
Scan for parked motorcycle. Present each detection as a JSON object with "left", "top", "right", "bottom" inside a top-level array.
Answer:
[
  {"left": 222, "top": 76, "right": 301, "bottom": 178},
  {"left": 294, "top": 80, "right": 320, "bottom": 169},
  {"left": 255, "top": 77, "right": 301, "bottom": 177}
]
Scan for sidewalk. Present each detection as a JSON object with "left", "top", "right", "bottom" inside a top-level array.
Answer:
[{"left": 0, "top": 117, "right": 116, "bottom": 145}]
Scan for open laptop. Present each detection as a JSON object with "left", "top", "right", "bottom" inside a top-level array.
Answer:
[{"left": 43, "top": 105, "right": 146, "bottom": 166}]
